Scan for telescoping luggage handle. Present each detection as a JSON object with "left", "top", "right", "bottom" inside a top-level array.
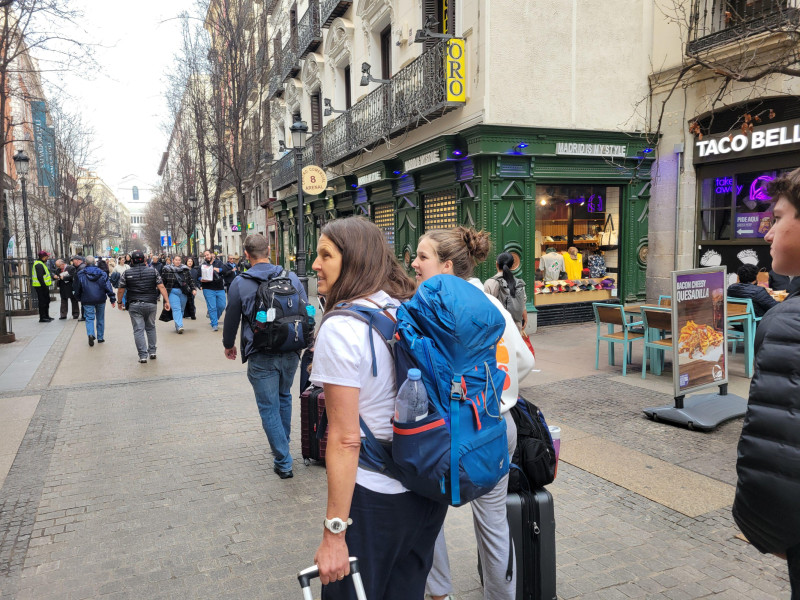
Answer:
[{"left": 297, "top": 557, "right": 367, "bottom": 600}]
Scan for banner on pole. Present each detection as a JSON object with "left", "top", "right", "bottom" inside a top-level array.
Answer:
[{"left": 30, "top": 101, "right": 58, "bottom": 198}]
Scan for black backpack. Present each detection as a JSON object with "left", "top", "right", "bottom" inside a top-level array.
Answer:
[
  {"left": 508, "top": 397, "right": 556, "bottom": 492},
  {"left": 243, "top": 270, "right": 312, "bottom": 353}
]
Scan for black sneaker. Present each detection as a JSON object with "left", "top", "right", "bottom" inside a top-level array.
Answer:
[
  {"left": 138, "top": 357, "right": 147, "bottom": 364},
  {"left": 88, "top": 335, "right": 95, "bottom": 347},
  {"left": 97, "top": 339, "right": 105, "bottom": 343},
  {"left": 273, "top": 466, "right": 294, "bottom": 479},
  {"left": 149, "top": 354, "right": 157, "bottom": 360}
]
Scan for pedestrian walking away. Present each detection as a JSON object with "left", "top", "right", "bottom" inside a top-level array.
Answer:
[
  {"left": 222, "top": 234, "right": 310, "bottom": 480},
  {"left": 70, "top": 255, "right": 87, "bottom": 320},
  {"left": 32, "top": 250, "right": 53, "bottom": 322},
  {"left": 309, "top": 217, "right": 447, "bottom": 600},
  {"left": 72, "top": 256, "right": 116, "bottom": 346},
  {"left": 732, "top": 167, "right": 800, "bottom": 599},
  {"left": 201, "top": 249, "right": 226, "bottom": 331},
  {"left": 117, "top": 250, "right": 171, "bottom": 363},
  {"left": 161, "top": 255, "right": 196, "bottom": 334},
  {"left": 185, "top": 257, "right": 200, "bottom": 320},
  {"left": 414, "top": 228, "right": 535, "bottom": 600},
  {"left": 484, "top": 251, "right": 529, "bottom": 333}
]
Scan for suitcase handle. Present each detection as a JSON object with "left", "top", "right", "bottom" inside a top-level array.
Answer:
[{"left": 297, "top": 557, "right": 367, "bottom": 600}]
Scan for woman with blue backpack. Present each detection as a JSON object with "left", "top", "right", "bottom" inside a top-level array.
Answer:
[
  {"left": 412, "top": 227, "right": 535, "bottom": 600},
  {"left": 309, "top": 217, "right": 448, "bottom": 599}
]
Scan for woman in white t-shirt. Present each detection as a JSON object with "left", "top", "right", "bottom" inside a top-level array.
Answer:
[
  {"left": 412, "top": 227, "right": 535, "bottom": 600},
  {"left": 310, "top": 217, "right": 448, "bottom": 599}
]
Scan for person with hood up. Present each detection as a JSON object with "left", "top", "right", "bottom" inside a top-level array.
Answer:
[
  {"left": 222, "top": 234, "right": 308, "bottom": 479},
  {"left": 73, "top": 255, "right": 116, "bottom": 346}
]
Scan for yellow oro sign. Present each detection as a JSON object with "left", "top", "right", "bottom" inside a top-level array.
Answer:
[
  {"left": 445, "top": 39, "right": 465, "bottom": 103},
  {"left": 301, "top": 165, "right": 327, "bottom": 195}
]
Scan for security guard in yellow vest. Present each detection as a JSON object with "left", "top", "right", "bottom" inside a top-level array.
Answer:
[{"left": 32, "top": 250, "right": 53, "bottom": 322}]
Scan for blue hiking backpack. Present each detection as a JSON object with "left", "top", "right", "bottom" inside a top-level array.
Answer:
[{"left": 323, "top": 275, "right": 510, "bottom": 506}]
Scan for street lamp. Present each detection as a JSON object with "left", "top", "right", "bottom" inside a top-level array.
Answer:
[
  {"left": 188, "top": 195, "right": 197, "bottom": 255},
  {"left": 11, "top": 150, "right": 33, "bottom": 264},
  {"left": 290, "top": 120, "right": 309, "bottom": 295},
  {"left": 163, "top": 213, "right": 170, "bottom": 254}
]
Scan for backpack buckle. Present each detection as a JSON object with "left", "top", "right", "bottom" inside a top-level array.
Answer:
[{"left": 450, "top": 377, "right": 465, "bottom": 401}]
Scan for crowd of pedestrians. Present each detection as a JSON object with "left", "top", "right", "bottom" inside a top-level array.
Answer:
[{"left": 23, "top": 166, "right": 800, "bottom": 599}]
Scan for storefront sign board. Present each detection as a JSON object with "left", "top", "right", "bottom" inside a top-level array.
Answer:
[
  {"left": 734, "top": 212, "right": 772, "bottom": 238},
  {"left": 357, "top": 171, "right": 381, "bottom": 187},
  {"left": 556, "top": 142, "right": 626, "bottom": 158},
  {"left": 671, "top": 268, "right": 728, "bottom": 398},
  {"left": 404, "top": 150, "right": 440, "bottom": 172},
  {"left": 301, "top": 165, "right": 327, "bottom": 195},
  {"left": 445, "top": 39, "right": 466, "bottom": 103},
  {"left": 693, "top": 119, "right": 800, "bottom": 164}
]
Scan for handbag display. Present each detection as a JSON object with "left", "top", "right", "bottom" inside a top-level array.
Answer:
[{"left": 599, "top": 214, "right": 619, "bottom": 251}]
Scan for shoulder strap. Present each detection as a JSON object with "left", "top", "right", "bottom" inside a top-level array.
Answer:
[
  {"left": 321, "top": 302, "right": 397, "bottom": 376},
  {"left": 604, "top": 213, "right": 614, "bottom": 232}
]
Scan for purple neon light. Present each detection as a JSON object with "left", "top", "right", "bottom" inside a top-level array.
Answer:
[{"left": 749, "top": 174, "right": 775, "bottom": 202}]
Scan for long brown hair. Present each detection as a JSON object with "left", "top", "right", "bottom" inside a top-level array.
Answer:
[{"left": 321, "top": 216, "right": 415, "bottom": 308}]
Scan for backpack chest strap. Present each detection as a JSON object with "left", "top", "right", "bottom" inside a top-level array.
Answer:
[{"left": 321, "top": 302, "right": 397, "bottom": 376}]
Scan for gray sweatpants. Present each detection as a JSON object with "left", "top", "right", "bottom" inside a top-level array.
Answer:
[
  {"left": 128, "top": 302, "right": 157, "bottom": 359},
  {"left": 426, "top": 411, "right": 517, "bottom": 599}
]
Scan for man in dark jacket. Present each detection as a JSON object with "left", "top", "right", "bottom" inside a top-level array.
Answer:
[
  {"left": 222, "top": 234, "right": 308, "bottom": 479},
  {"left": 73, "top": 256, "right": 116, "bottom": 346},
  {"left": 117, "top": 250, "right": 171, "bottom": 363},
  {"left": 728, "top": 264, "right": 778, "bottom": 318},
  {"left": 55, "top": 259, "right": 79, "bottom": 319},
  {"left": 71, "top": 255, "right": 87, "bottom": 321},
  {"left": 733, "top": 167, "right": 800, "bottom": 597},
  {"left": 201, "top": 249, "right": 226, "bottom": 331},
  {"left": 221, "top": 254, "right": 239, "bottom": 292}
]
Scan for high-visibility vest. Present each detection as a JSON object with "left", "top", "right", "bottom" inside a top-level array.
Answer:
[{"left": 32, "top": 260, "right": 52, "bottom": 287}]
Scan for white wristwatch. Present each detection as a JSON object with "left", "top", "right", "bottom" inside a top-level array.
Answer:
[{"left": 323, "top": 517, "right": 353, "bottom": 534}]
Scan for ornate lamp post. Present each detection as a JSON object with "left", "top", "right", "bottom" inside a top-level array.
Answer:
[
  {"left": 12, "top": 150, "right": 33, "bottom": 265},
  {"left": 188, "top": 195, "right": 197, "bottom": 255},
  {"left": 163, "top": 213, "right": 170, "bottom": 254},
  {"left": 290, "top": 120, "right": 309, "bottom": 295}
]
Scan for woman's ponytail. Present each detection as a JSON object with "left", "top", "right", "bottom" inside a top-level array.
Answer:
[{"left": 496, "top": 252, "right": 516, "bottom": 297}]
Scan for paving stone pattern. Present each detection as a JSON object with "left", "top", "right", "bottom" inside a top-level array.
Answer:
[{"left": 0, "top": 368, "right": 792, "bottom": 599}]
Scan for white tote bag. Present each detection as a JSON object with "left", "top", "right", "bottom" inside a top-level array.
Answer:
[
  {"left": 599, "top": 214, "right": 618, "bottom": 250},
  {"left": 201, "top": 263, "right": 214, "bottom": 282}
]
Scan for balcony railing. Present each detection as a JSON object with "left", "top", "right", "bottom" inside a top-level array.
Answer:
[
  {"left": 280, "top": 38, "right": 300, "bottom": 82},
  {"left": 322, "top": 39, "right": 458, "bottom": 166},
  {"left": 321, "top": 0, "right": 352, "bottom": 27},
  {"left": 268, "top": 64, "right": 283, "bottom": 99},
  {"left": 271, "top": 133, "right": 323, "bottom": 191},
  {"left": 687, "top": 0, "right": 799, "bottom": 53},
  {"left": 298, "top": 1, "right": 322, "bottom": 58}
]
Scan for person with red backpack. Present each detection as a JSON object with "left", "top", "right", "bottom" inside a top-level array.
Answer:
[
  {"left": 309, "top": 217, "right": 448, "bottom": 599},
  {"left": 413, "top": 228, "right": 535, "bottom": 600}
]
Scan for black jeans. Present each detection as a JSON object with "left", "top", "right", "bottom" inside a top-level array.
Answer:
[
  {"left": 321, "top": 484, "right": 447, "bottom": 600},
  {"left": 35, "top": 286, "right": 50, "bottom": 319},
  {"left": 788, "top": 544, "right": 800, "bottom": 600}
]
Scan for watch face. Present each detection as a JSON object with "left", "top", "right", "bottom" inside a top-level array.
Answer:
[{"left": 330, "top": 519, "right": 343, "bottom": 532}]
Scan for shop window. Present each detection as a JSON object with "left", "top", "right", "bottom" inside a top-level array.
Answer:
[
  {"left": 423, "top": 189, "right": 457, "bottom": 230},
  {"left": 374, "top": 203, "right": 394, "bottom": 247}
]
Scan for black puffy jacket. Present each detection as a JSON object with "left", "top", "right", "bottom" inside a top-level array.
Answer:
[
  {"left": 732, "top": 292, "right": 800, "bottom": 554},
  {"left": 121, "top": 264, "right": 161, "bottom": 304},
  {"left": 727, "top": 283, "right": 778, "bottom": 318}
]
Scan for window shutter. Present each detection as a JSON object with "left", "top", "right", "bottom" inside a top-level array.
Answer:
[{"left": 423, "top": 0, "right": 438, "bottom": 51}]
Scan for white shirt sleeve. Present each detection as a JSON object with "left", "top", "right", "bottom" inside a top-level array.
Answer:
[{"left": 310, "top": 315, "right": 364, "bottom": 388}]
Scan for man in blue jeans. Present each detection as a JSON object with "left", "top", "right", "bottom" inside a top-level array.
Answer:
[
  {"left": 73, "top": 256, "right": 116, "bottom": 346},
  {"left": 201, "top": 249, "right": 226, "bottom": 331},
  {"left": 222, "top": 234, "right": 307, "bottom": 479}
]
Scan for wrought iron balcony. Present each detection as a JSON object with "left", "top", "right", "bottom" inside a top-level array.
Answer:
[
  {"left": 322, "top": 40, "right": 459, "bottom": 167},
  {"left": 321, "top": 0, "right": 352, "bottom": 27},
  {"left": 270, "top": 133, "right": 323, "bottom": 191},
  {"left": 298, "top": 1, "right": 322, "bottom": 58},
  {"left": 687, "top": 0, "right": 799, "bottom": 53},
  {"left": 280, "top": 38, "right": 300, "bottom": 82},
  {"left": 267, "top": 64, "right": 283, "bottom": 99}
]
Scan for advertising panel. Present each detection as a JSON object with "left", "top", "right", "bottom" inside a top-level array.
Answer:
[
  {"left": 672, "top": 268, "right": 728, "bottom": 397},
  {"left": 30, "top": 101, "right": 58, "bottom": 198}
]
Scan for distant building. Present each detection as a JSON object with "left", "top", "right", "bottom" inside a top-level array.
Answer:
[{"left": 116, "top": 174, "right": 154, "bottom": 253}]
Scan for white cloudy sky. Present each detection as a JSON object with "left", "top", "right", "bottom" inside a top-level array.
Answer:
[{"left": 52, "top": 0, "right": 199, "bottom": 191}]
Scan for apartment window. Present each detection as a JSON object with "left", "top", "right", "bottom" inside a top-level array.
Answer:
[
  {"left": 132, "top": 186, "right": 139, "bottom": 200},
  {"left": 380, "top": 26, "right": 392, "bottom": 79},
  {"left": 311, "top": 92, "right": 322, "bottom": 136},
  {"left": 344, "top": 65, "right": 352, "bottom": 109}
]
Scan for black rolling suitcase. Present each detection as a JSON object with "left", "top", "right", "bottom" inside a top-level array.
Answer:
[
  {"left": 479, "top": 487, "right": 557, "bottom": 599},
  {"left": 300, "top": 386, "right": 327, "bottom": 464},
  {"left": 508, "top": 488, "right": 557, "bottom": 600}
]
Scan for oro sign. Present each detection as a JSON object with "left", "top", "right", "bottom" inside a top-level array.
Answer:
[{"left": 301, "top": 165, "right": 327, "bottom": 195}]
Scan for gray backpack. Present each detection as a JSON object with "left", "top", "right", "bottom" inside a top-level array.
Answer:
[{"left": 493, "top": 274, "right": 526, "bottom": 324}]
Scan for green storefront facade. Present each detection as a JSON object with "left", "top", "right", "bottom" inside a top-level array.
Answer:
[{"left": 274, "top": 125, "right": 653, "bottom": 325}]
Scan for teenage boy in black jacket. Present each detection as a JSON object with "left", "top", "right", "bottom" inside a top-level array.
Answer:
[{"left": 733, "top": 167, "right": 800, "bottom": 597}]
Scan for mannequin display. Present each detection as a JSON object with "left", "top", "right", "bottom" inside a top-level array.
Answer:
[
  {"left": 540, "top": 247, "right": 565, "bottom": 282},
  {"left": 561, "top": 246, "right": 583, "bottom": 280}
]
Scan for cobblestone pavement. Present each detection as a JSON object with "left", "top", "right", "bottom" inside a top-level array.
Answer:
[{"left": 0, "top": 312, "right": 792, "bottom": 599}]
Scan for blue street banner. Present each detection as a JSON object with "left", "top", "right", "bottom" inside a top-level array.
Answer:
[
  {"left": 30, "top": 101, "right": 58, "bottom": 197},
  {"left": 161, "top": 235, "right": 172, "bottom": 247}
]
